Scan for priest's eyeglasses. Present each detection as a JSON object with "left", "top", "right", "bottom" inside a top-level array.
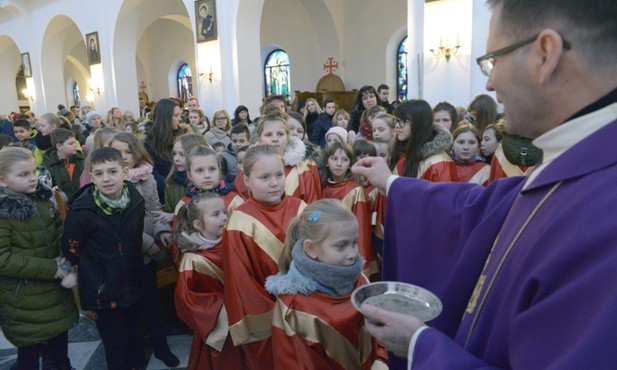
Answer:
[{"left": 476, "top": 33, "right": 571, "bottom": 77}]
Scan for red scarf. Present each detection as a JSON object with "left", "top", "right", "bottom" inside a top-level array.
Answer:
[{"left": 359, "top": 119, "right": 373, "bottom": 140}]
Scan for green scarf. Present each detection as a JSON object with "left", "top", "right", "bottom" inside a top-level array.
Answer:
[{"left": 93, "top": 184, "right": 130, "bottom": 215}]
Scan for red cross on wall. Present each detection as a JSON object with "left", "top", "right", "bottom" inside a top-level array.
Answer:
[
  {"left": 323, "top": 57, "right": 338, "bottom": 75},
  {"left": 139, "top": 81, "right": 146, "bottom": 92}
]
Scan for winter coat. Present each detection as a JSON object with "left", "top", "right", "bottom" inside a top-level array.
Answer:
[
  {"left": 205, "top": 126, "right": 231, "bottom": 148},
  {"left": 309, "top": 112, "right": 334, "bottom": 148},
  {"left": 0, "top": 184, "right": 78, "bottom": 347},
  {"left": 42, "top": 149, "right": 85, "bottom": 198},
  {"left": 61, "top": 182, "right": 146, "bottom": 311}
]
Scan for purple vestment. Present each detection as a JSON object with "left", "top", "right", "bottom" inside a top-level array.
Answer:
[{"left": 384, "top": 117, "right": 617, "bottom": 369}]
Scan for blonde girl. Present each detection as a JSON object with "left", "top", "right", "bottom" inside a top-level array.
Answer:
[
  {"left": 188, "top": 108, "right": 210, "bottom": 135},
  {"left": 174, "top": 193, "right": 243, "bottom": 370},
  {"left": 223, "top": 145, "right": 306, "bottom": 370},
  {"left": 256, "top": 112, "right": 322, "bottom": 203},
  {"left": 265, "top": 199, "right": 386, "bottom": 369},
  {"left": 371, "top": 113, "right": 396, "bottom": 144},
  {"left": 0, "top": 147, "right": 78, "bottom": 370},
  {"left": 302, "top": 97, "right": 323, "bottom": 129},
  {"left": 320, "top": 142, "right": 378, "bottom": 280},
  {"left": 108, "top": 133, "right": 179, "bottom": 367}
]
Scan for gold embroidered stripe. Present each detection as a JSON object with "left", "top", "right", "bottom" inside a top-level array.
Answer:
[
  {"left": 418, "top": 152, "right": 453, "bottom": 177},
  {"left": 342, "top": 186, "right": 368, "bottom": 209},
  {"left": 177, "top": 253, "right": 224, "bottom": 283},
  {"left": 205, "top": 306, "right": 230, "bottom": 352},
  {"left": 469, "top": 165, "right": 491, "bottom": 184},
  {"left": 226, "top": 211, "right": 284, "bottom": 264},
  {"left": 229, "top": 309, "right": 273, "bottom": 345},
  {"left": 285, "top": 166, "right": 300, "bottom": 195},
  {"left": 272, "top": 300, "right": 373, "bottom": 369}
]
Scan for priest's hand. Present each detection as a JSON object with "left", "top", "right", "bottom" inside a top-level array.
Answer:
[
  {"left": 352, "top": 157, "right": 391, "bottom": 193},
  {"left": 361, "top": 303, "right": 425, "bottom": 358}
]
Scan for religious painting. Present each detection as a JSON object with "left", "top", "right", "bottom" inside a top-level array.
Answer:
[
  {"left": 86, "top": 31, "right": 101, "bottom": 65},
  {"left": 21, "top": 52, "right": 32, "bottom": 78},
  {"left": 195, "top": 0, "right": 217, "bottom": 42}
]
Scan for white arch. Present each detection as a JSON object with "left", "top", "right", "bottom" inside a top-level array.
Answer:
[
  {"left": 0, "top": 35, "right": 23, "bottom": 112},
  {"left": 386, "top": 26, "right": 408, "bottom": 100}
]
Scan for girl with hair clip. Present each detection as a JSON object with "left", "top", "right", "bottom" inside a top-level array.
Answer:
[
  {"left": 174, "top": 193, "right": 243, "bottom": 370},
  {"left": 223, "top": 145, "right": 306, "bottom": 370},
  {"left": 349, "top": 85, "right": 381, "bottom": 134},
  {"left": 389, "top": 99, "right": 457, "bottom": 182},
  {"left": 319, "top": 142, "right": 378, "bottom": 280},
  {"left": 205, "top": 110, "right": 232, "bottom": 148},
  {"left": 265, "top": 199, "right": 388, "bottom": 370},
  {"left": 450, "top": 124, "right": 490, "bottom": 185},
  {"left": 255, "top": 112, "right": 322, "bottom": 204},
  {"left": 171, "top": 145, "right": 243, "bottom": 264},
  {"left": 0, "top": 147, "right": 79, "bottom": 370},
  {"left": 108, "top": 133, "right": 179, "bottom": 367}
]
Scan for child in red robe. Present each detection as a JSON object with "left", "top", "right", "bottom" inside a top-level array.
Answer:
[
  {"left": 450, "top": 124, "right": 490, "bottom": 185},
  {"left": 265, "top": 199, "right": 388, "bottom": 369},
  {"left": 174, "top": 192, "right": 243, "bottom": 370},
  {"left": 320, "top": 142, "right": 378, "bottom": 280},
  {"left": 223, "top": 145, "right": 306, "bottom": 369}
]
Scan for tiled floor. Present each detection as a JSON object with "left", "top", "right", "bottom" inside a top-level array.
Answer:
[{"left": 0, "top": 315, "right": 192, "bottom": 370}]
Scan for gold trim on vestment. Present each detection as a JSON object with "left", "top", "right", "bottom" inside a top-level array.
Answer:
[
  {"left": 226, "top": 211, "right": 284, "bottom": 264},
  {"left": 418, "top": 152, "right": 453, "bottom": 177},
  {"left": 272, "top": 300, "right": 373, "bottom": 369},
  {"left": 464, "top": 182, "right": 562, "bottom": 347},
  {"left": 205, "top": 305, "right": 229, "bottom": 352},
  {"left": 342, "top": 186, "right": 368, "bottom": 209},
  {"left": 285, "top": 161, "right": 310, "bottom": 196},
  {"left": 177, "top": 252, "right": 224, "bottom": 282},
  {"left": 468, "top": 165, "right": 491, "bottom": 184},
  {"left": 229, "top": 309, "right": 273, "bottom": 345}
]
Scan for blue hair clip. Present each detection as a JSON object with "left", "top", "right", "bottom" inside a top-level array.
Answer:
[{"left": 308, "top": 209, "right": 321, "bottom": 222}]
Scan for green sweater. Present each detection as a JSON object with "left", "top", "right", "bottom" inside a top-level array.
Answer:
[{"left": 0, "top": 185, "right": 78, "bottom": 347}]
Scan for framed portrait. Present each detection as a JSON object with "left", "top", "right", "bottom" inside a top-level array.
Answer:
[
  {"left": 195, "top": 0, "right": 217, "bottom": 42},
  {"left": 86, "top": 31, "right": 101, "bottom": 65},
  {"left": 21, "top": 52, "right": 32, "bottom": 78}
]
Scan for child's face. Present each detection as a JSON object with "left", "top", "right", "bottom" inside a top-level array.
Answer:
[
  {"left": 13, "top": 126, "right": 30, "bottom": 141},
  {"left": 244, "top": 154, "right": 285, "bottom": 205},
  {"left": 433, "top": 110, "right": 453, "bottom": 131},
  {"left": 110, "top": 140, "right": 135, "bottom": 169},
  {"left": 326, "top": 133, "right": 342, "bottom": 148},
  {"left": 259, "top": 121, "right": 288, "bottom": 155},
  {"left": 38, "top": 119, "right": 56, "bottom": 136},
  {"left": 374, "top": 142, "right": 390, "bottom": 160},
  {"left": 306, "top": 100, "right": 317, "bottom": 113},
  {"left": 372, "top": 118, "right": 393, "bottom": 143},
  {"left": 395, "top": 119, "right": 411, "bottom": 142},
  {"left": 336, "top": 115, "right": 349, "bottom": 129},
  {"left": 326, "top": 148, "right": 351, "bottom": 182},
  {"left": 171, "top": 106, "right": 182, "bottom": 130},
  {"left": 188, "top": 154, "right": 220, "bottom": 191},
  {"left": 304, "top": 220, "right": 359, "bottom": 266},
  {"left": 288, "top": 118, "right": 305, "bottom": 141},
  {"left": 56, "top": 137, "right": 77, "bottom": 158},
  {"left": 173, "top": 141, "right": 187, "bottom": 172},
  {"left": 452, "top": 131, "right": 479, "bottom": 163},
  {"left": 231, "top": 133, "right": 249, "bottom": 153},
  {"left": 189, "top": 112, "right": 201, "bottom": 126},
  {"left": 214, "top": 145, "right": 225, "bottom": 155},
  {"left": 90, "top": 160, "right": 127, "bottom": 200},
  {"left": 325, "top": 102, "right": 336, "bottom": 116},
  {"left": 0, "top": 158, "right": 38, "bottom": 195},
  {"left": 481, "top": 128, "right": 499, "bottom": 157},
  {"left": 193, "top": 197, "right": 228, "bottom": 240}
]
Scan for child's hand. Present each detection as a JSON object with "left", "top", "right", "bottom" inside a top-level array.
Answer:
[
  {"left": 152, "top": 210, "right": 174, "bottom": 224},
  {"left": 158, "top": 232, "right": 172, "bottom": 248}
]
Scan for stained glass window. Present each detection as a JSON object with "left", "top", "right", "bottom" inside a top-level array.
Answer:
[
  {"left": 72, "top": 81, "right": 81, "bottom": 106},
  {"left": 397, "top": 36, "right": 408, "bottom": 102},
  {"left": 177, "top": 63, "right": 193, "bottom": 104},
  {"left": 264, "top": 50, "right": 290, "bottom": 99}
]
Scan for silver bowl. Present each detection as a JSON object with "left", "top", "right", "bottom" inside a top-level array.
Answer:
[{"left": 351, "top": 281, "right": 443, "bottom": 322}]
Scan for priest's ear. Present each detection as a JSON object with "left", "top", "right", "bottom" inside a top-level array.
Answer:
[{"left": 303, "top": 239, "right": 319, "bottom": 260}]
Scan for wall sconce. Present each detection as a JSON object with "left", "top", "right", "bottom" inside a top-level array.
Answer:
[
  {"left": 199, "top": 66, "right": 214, "bottom": 83},
  {"left": 429, "top": 37, "right": 461, "bottom": 62},
  {"left": 22, "top": 88, "right": 33, "bottom": 101},
  {"left": 88, "top": 78, "right": 101, "bottom": 95}
]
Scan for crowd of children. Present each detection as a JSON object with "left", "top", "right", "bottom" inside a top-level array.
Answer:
[{"left": 0, "top": 87, "right": 536, "bottom": 369}]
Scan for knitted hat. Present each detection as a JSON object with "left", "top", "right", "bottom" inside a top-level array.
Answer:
[
  {"left": 85, "top": 111, "right": 100, "bottom": 123},
  {"left": 325, "top": 126, "right": 348, "bottom": 144}
]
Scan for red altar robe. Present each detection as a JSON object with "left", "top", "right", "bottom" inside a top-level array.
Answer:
[
  {"left": 487, "top": 144, "right": 534, "bottom": 184},
  {"left": 271, "top": 279, "right": 388, "bottom": 370},
  {"left": 175, "top": 246, "right": 243, "bottom": 370},
  {"left": 233, "top": 161, "right": 322, "bottom": 204},
  {"left": 223, "top": 195, "right": 306, "bottom": 370},
  {"left": 454, "top": 160, "right": 490, "bottom": 185},
  {"left": 323, "top": 178, "right": 378, "bottom": 279}
]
